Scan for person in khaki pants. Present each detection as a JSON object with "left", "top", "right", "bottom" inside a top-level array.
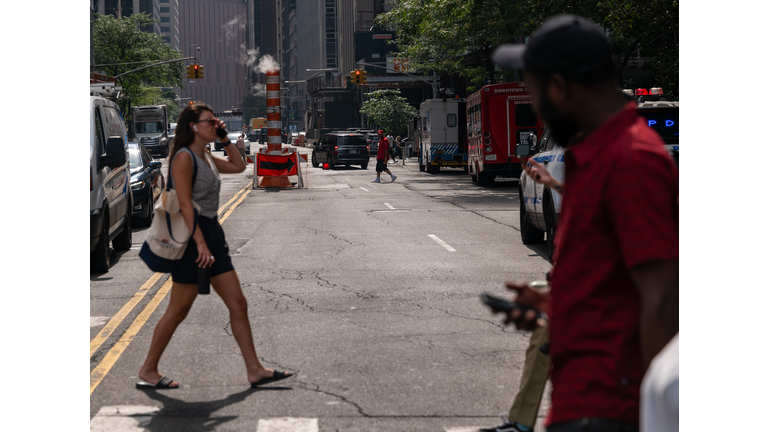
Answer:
[{"left": 478, "top": 323, "right": 549, "bottom": 432}]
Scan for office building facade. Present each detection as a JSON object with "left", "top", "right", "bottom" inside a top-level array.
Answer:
[{"left": 178, "top": 0, "right": 250, "bottom": 113}]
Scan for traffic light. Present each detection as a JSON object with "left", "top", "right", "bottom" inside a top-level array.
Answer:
[
  {"left": 350, "top": 70, "right": 356, "bottom": 84},
  {"left": 186, "top": 64, "right": 195, "bottom": 79},
  {"left": 354, "top": 69, "right": 361, "bottom": 84},
  {"left": 193, "top": 64, "right": 200, "bottom": 79},
  {"left": 197, "top": 65, "right": 204, "bottom": 79},
  {"left": 360, "top": 70, "right": 367, "bottom": 84}
]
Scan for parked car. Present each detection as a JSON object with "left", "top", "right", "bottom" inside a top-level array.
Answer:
[
  {"left": 312, "top": 132, "right": 369, "bottom": 169},
  {"left": 248, "top": 129, "right": 260, "bottom": 143},
  {"left": 516, "top": 100, "right": 680, "bottom": 262},
  {"left": 365, "top": 133, "right": 380, "bottom": 156},
  {"left": 90, "top": 95, "right": 133, "bottom": 272},
  {"left": 128, "top": 142, "right": 165, "bottom": 226},
  {"left": 260, "top": 127, "right": 268, "bottom": 144}
]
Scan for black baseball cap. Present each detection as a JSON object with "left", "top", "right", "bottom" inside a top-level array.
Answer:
[{"left": 492, "top": 15, "right": 616, "bottom": 83}]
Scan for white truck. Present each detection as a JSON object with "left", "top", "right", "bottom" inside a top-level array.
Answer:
[
  {"left": 417, "top": 98, "right": 468, "bottom": 174},
  {"left": 131, "top": 105, "right": 170, "bottom": 157}
]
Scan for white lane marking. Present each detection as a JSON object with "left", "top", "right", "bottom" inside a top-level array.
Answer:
[
  {"left": 257, "top": 418, "right": 319, "bottom": 432},
  {"left": 91, "top": 317, "right": 110, "bottom": 327},
  {"left": 445, "top": 428, "right": 484, "bottom": 432},
  {"left": 428, "top": 234, "right": 456, "bottom": 252},
  {"left": 90, "top": 405, "right": 160, "bottom": 431},
  {"left": 384, "top": 203, "right": 395, "bottom": 209},
  {"left": 360, "top": 187, "right": 369, "bottom": 191}
]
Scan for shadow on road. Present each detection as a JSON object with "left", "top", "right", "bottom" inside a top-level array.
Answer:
[{"left": 137, "top": 386, "right": 293, "bottom": 431}]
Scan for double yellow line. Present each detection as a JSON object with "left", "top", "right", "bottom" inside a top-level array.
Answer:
[{"left": 90, "top": 185, "right": 252, "bottom": 395}]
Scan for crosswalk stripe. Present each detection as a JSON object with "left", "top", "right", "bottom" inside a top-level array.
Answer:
[
  {"left": 257, "top": 417, "right": 319, "bottom": 432},
  {"left": 90, "top": 405, "right": 160, "bottom": 431}
]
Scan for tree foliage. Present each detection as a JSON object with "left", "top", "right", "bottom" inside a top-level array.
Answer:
[
  {"left": 360, "top": 90, "right": 419, "bottom": 136},
  {"left": 379, "top": 0, "right": 679, "bottom": 97},
  {"left": 92, "top": 12, "right": 184, "bottom": 118}
]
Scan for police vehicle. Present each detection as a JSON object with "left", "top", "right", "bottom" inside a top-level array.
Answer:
[{"left": 517, "top": 92, "right": 679, "bottom": 262}]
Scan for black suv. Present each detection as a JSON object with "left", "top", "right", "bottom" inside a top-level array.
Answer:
[{"left": 312, "top": 132, "right": 370, "bottom": 169}]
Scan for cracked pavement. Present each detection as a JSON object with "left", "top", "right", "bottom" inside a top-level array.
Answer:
[{"left": 90, "top": 149, "right": 554, "bottom": 431}]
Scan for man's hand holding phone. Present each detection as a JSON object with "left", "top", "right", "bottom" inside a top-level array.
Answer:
[{"left": 493, "top": 282, "right": 550, "bottom": 331}]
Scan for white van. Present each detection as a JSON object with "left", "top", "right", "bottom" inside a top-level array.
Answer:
[{"left": 90, "top": 96, "right": 133, "bottom": 272}]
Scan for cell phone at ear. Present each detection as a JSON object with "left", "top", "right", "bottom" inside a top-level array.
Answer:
[{"left": 216, "top": 127, "right": 228, "bottom": 139}]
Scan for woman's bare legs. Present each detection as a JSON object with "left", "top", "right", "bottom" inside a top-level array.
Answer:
[
  {"left": 211, "top": 270, "right": 288, "bottom": 383},
  {"left": 138, "top": 282, "right": 198, "bottom": 386}
]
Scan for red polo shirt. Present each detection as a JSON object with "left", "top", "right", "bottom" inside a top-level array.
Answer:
[{"left": 547, "top": 102, "right": 679, "bottom": 426}]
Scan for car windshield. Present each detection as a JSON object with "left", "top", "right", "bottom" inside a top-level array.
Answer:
[
  {"left": 135, "top": 121, "right": 163, "bottom": 133},
  {"left": 338, "top": 136, "right": 367, "bottom": 146},
  {"left": 128, "top": 149, "right": 141, "bottom": 170},
  {"left": 368, "top": 136, "right": 380, "bottom": 142}
]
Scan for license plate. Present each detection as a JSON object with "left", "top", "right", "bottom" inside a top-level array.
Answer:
[{"left": 350, "top": 149, "right": 358, "bottom": 154}]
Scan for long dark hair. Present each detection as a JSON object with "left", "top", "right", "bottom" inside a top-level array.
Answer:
[{"left": 168, "top": 103, "right": 215, "bottom": 163}]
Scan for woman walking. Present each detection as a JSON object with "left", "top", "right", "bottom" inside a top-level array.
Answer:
[{"left": 137, "top": 103, "right": 293, "bottom": 390}]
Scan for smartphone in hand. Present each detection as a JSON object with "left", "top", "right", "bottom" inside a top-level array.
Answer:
[{"left": 480, "top": 293, "right": 548, "bottom": 327}]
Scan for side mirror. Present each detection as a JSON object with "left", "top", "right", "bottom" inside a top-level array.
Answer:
[
  {"left": 149, "top": 161, "right": 162, "bottom": 170},
  {"left": 526, "top": 134, "right": 537, "bottom": 148},
  {"left": 514, "top": 143, "right": 531, "bottom": 158},
  {"left": 102, "top": 136, "right": 126, "bottom": 168}
]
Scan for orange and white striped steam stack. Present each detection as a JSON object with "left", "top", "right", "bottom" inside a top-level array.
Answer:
[{"left": 266, "top": 70, "right": 282, "bottom": 154}]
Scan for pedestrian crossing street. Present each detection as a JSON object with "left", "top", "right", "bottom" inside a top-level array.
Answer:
[{"left": 89, "top": 405, "right": 487, "bottom": 431}]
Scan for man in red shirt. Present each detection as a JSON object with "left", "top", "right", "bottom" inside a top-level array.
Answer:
[
  {"left": 491, "top": 15, "right": 678, "bottom": 432},
  {"left": 372, "top": 129, "right": 396, "bottom": 183}
]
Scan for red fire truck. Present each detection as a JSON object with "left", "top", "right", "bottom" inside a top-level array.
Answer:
[{"left": 466, "top": 82, "right": 545, "bottom": 185}]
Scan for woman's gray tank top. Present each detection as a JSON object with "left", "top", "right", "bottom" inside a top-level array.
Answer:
[{"left": 171, "top": 147, "right": 221, "bottom": 218}]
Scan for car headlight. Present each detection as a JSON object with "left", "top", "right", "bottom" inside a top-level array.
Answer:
[{"left": 131, "top": 180, "right": 146, "bottom": 190}]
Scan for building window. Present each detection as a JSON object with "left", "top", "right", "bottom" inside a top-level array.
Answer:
[
  {"left": 159, "top": 0, "right": 169, "bottom": 2},
  {"left": 161, "top": 26, "right": 170, "bottom": 32},
  {"left": 161, "top": 16, "right": 170, "bottom": 22},
  {"left": 160, "top": 7, "right": 170, "bottom": 12}
]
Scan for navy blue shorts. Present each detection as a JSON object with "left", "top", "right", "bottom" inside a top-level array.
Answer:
[{"left": 171, "top": 216, "right": 234, "bottom": 284}]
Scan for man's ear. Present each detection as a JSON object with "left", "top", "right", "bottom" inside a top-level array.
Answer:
[{"left": 548, "top": 73, "right": 568, "bottom": 106}]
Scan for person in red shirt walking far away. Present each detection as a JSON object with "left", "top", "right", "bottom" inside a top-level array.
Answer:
[
  {"left": 372, "top": 130, "right": 396, "bottom": 183},
  {"left": 491, "top": 15, "right": 678, "bottom": 432}
]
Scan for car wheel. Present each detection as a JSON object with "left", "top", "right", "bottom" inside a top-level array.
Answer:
[
  {"left": 426, "top": 164, "right": 439, "bottom": 174},
  {"left": 361, "top": 162, "right": 368, "bottom": 169},
  {"left": 544, "top": 195, "right": 557, "bottom": 262},
  {"left": 419, "top": 161, "right": 426, "bottom": 172},
  {"left": 312, "top": 151, "right": 319, "bottom": 167},
  {"left": 112, "top": 211, "right": 133, "bottom": 251},
  {"left": 145, "top": 195, "right": 155, "bottom": 227},
  {"left": 90, "top": 209, "right": 111, "bottom": 273},
  {"left": 520, "top": 190, "right": 545, "bottom": 244},
  {"left": 477, "top": 171, "right": 488, "bottom": 186},
  {"left": 344, "top": 164, "right": 350, "bottom": 168}
]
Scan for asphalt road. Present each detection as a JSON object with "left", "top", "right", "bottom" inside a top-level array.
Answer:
[{"left": 90, "top": 145, "right": 553, "bottom": 432}]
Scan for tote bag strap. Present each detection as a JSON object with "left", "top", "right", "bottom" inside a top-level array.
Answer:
[
  {"left": 167, "top": 148, "right": 198, "bottom": 191},
  {"left": 165, "top": 147, "right": 199, "bottom": 242}
]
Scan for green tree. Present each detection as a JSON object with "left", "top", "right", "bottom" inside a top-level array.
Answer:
[
  {"left": 92, "top": 12, "right": 184, "bottom": 118},
  {"left": 524, "top": 0, "right": 679, "bottom": 98},
  {"left": 381, "top": 0, "right": 678, "bottom": 97},
  {"left": 378, "top": 0, "right": 528, "bottom": 90},
  {"left": 360, "top": 90, "right": 418, "bottom": 136}
]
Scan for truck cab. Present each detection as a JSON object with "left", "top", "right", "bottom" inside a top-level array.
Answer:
[{"left": 132, "top": 105, "right": 169, "bottom": 158}]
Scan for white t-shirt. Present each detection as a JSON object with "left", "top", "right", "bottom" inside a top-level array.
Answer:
[{"left": 640, "top": 333, "right": 679, "bottom": 432}]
